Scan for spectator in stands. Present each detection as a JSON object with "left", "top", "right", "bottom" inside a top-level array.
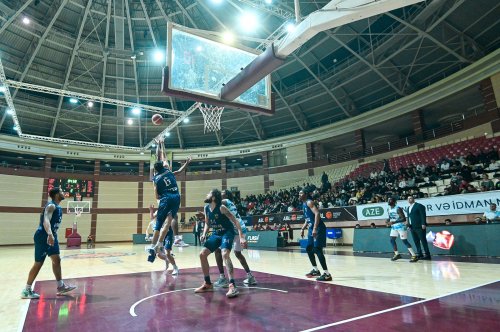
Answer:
[
  {"left": 463, "top": 184, "right": 478, "bottom": 194},
  {"left": 370, "top": 169, "right": 378, "bottom": 179},
  {"left": 440, "top": 159, "right": 451, "bottom": 173},
  {"left": 466, "top": 151, "right": 477, "bottom": 165},
  {"left": 321, "top": 172, "right": 328, "bottom": 185},
  {"left": 370, "top": 223, "right": 376, "bottom": 228},
  {"left": 355, "top": 224, "right": 361, "bottom": 229},
  {"left": 444, "top": 218, "right": 452, "bottom": 225},
  {"left": 482, "top": 203, "right": 500, "bottom": 223},
  {"left": 480, "top": 174, "right": 494, "bottom": 191}
]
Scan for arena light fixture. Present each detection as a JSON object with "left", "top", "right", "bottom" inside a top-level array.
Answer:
[
  {"left": 0, "top": 85, "right": 6, "bottom": 92},
  {"left": 239, "top": 12, "right": 258, "bottom": 33},
  {"left": 153, "top": 50, "right": 164, "bottom": 63},
  {"left": 165, "top": 132, "right": 171, "bottom": 137},
  {"left": 22, "top": 17, "right": 30, "bottom": 25},
  {"left": 127, "top": 119, "right": 133, "bottom": 125},
  {"left": 211, "top": 0, "right": 223, "bottom": 4},
  {"left": 6, "top": 108, "right": 13, "bottom": 115},
  {"left": 286, "top": 23, "right": 296, "bottom": 33},
  {"left": 183, "top": 118, "right": 189, "bottom": 123},
  {"left": 265, "top": 0, "right": 272, "bottom": 4},
  {"left": 222, "top": 31, "right": 234, "bottom": 44},
  {"left": 87, "top": 101, "right": 94, "bottom": 107},
  {"left": 132, "top": 107, "right": 141, "bottom": 115},
  {"left": 69, "top": 98, "right": 78, "bottom": 104},
  {"left": 196, "top": 46, "right": 203, "bottom": 52}
]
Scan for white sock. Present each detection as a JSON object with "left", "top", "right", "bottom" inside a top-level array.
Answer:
[
  {"left": 25, "top": 284, "right": 32, "bottom": 291},
  {"left": 408, "top": 248, "right": 415, "bottom": 256},
  {"left": 324, "top": 270, "right": 330, "bottom": 275},
  {"left": 394, "top": 251, "right": 399, "bottom": 255},
  {"left": 313, "top": 266, "right": 318, "bottom": 271},
  {"left": 57, "top": 280, "right": 64, "bottom": 288}
]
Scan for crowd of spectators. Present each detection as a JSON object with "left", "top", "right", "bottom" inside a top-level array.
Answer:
[{"left": 233, "top": 147, "right": 500, "bottom": 216}]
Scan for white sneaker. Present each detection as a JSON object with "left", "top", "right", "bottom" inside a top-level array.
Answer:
[
  {"left": 179, "top": 241, "right": 189, "bottom": 247},
  {"left": 226, "top": 283, "right": 239, "bottom": 298},
  {"left": 172, "top": 267, "right": 179, "bottom": 275},
  {"left": 243, "top": 275, "right": 257, "bottom": 286}
]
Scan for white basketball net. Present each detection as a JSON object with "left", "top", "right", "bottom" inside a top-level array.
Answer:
[
  {"left": 74, "top": 207, "right": 83, "bottom": 218},
  {"left": 199, "top": 103, "right": 224, "bottom": 133}
]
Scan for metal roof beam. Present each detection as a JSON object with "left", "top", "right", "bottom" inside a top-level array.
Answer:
[
  {"left": 0, "top": 0, "right": 35, "bottom": 35},
  {"left": 50, "top": 0, "right": 94, "bottom": 138},
  {"left": 98, "top": 0, "right": 112, "bottom": 143}
]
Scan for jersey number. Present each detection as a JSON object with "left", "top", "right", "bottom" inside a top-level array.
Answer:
[{"left": 163, "top": 178, "right": 171, "bottom": 187}]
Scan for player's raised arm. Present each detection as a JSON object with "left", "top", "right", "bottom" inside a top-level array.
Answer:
[{"left": 173, "top": 156, "right": 192, "bottom": 175}]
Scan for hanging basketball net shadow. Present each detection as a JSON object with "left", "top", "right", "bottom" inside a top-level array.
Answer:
[{"left": 199, "top": 103, "right": 224, "bottom": 134}]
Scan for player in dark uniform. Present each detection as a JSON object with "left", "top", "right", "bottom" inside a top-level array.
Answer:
[
  {"left": 299, "top": 187, "right": 332, "bottom": 281},
  {"left": 195, "top": 189, "right": 247, "bottom": 298},
  {"left": 21, "top": 187, "right": 77, "bottom": 299},
  {"left": 147, "top": 139, "right": 191, "bottom": 263}
]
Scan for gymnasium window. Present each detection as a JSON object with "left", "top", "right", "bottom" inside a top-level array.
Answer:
[
  {"left": 226, "top": 154, "right": 263, "bottom": 173},
  {"left": 51, "top": 157, "right": 94, "bottom": 174},
  {"left": 269, "top": 148, "right": 287, "bottom": 167},
  {"left": 0, "top": 150, "right": 44, "bottom": 170}
]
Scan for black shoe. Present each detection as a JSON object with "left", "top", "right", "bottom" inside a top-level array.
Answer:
[
  {"left": 316, "top": 273, "right": 332, "bottom": 281},
  {"left": 391, "top": 254, "right": 402, "bottom": 261},
  {"left": 306, "top": 269, "right": 321, "bottom": 278},
  {"left": 147, "top": 248, "right": 156, "bottom": 263},
  {"left": 417, "top": 254, "right": 424, "bottom": 259},
  {"left": 410, "top": 256, "right": 419, "bottom": 263},
  {"left": 422, "top": 255, "right": 432, "bottom": 260}
]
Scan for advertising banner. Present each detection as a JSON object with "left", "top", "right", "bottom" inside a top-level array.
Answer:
[
  {"left": 249, "top": 206, "right": 357, "bottom": 225},
  {"left": 356, "top": 191, "right": 500, "bottom": 220}
]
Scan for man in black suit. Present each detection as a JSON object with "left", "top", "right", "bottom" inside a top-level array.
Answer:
[{"left": 406, "top": 195, "right": 431, "bottom": 260}]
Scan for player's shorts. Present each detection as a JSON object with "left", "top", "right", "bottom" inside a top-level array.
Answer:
[
  {"left": 34, "top": 231, "right": 60, "bottom": 263},
  {"left": 232, "top": 232, "right": 246, "bottom": 252},
  {"left": 307, "top": 225, "right": 327, "bottom": 248},
  {"left": 390, "top": 228, "right": 408, "bottom": 239},
  {"left": 155, "top": 194, "right": 180, "bottom": 231},
  {"left": 163, "top": 227, "right": 174, "bottom": 250},
  {"left": 204, "top": 231, "right": 235, "bottom": 252}
]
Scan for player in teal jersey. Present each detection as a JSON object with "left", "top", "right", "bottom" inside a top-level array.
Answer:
[
  {"left": 212, "top": 190, "right": 257, "bottom": 288},
  {"left": 387, "top": 197, "right": 418, "bottom": 262}
]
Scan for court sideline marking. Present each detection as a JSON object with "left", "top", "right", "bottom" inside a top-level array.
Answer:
[{"left": 300, "top": 280, "right": 499, "bottom": 331}]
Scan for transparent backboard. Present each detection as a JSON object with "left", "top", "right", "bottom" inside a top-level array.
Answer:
[
  {"left": 165, "top": 24, "right": 272, "bottom": 114},
  {"left": 67, "top": 201, "right": 91, "bottom": 214}
]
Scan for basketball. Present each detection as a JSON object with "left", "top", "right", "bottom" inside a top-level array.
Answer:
[{"left": 152, "top": 114, "right": 163, "bottom": 125}]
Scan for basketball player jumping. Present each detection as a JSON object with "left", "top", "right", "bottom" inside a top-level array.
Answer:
[
  {"left": 300, "top": 187, "right": 332, "bottom": 281},
  {"left": 21, "top": 187, "right": 77, "bottom": 299},
  {"left": 147, "top": 138, "right": 191, "bottom": 263},
  {"left": 387, "top": 197, "right": 419, "bottom": 263},
  {"left": 148, "top": 206, "right": 180, "bottom": 275},
  {"left": 195, "top": 189, "right": 247, "bottom": 298},
  {"left": 213, "top": 189, "right": 257, "bottom": 288}
]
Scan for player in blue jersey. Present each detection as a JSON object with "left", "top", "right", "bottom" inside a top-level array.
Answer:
[
  {"left": 147, "top": 138, "right": 191, "bottom": 262},
  {"left": 212, "top": 190, "right": 257, "bottom": 288},
  {"left": 21, "top": 187, "right": 77, "bottom": 299},
  {"left": 195, "top": 189, "right": 247, "bottom": 298},
  {"left": 299, "top": 187, "right": 332, "bottom": 281},
  {"left": 386, "top": 197, "right": 418, "bottom": 263}
]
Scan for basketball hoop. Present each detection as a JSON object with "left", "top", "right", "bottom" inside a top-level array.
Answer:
[
  {"left": 75, "top": 207, "right": 83, "bottom": 218},
  {"left": 199, "top": 103, "right": 224, "bottom": 133}
]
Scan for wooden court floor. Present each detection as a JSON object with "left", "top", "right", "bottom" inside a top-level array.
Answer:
[{"left": 1, "top": 243, "right": 499, "bottom": 331}]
